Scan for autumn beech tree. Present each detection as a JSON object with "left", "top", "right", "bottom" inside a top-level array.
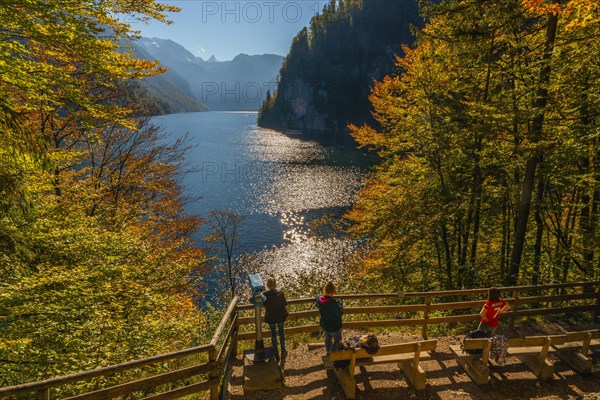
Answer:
[
  {"left": 0, "top": 0, "right": 179, "bottom": 255},
  {"left": 0, "top": 1, "right": 208, "bottom": 388},
  {"left": 0, "top": 0, "right": 176, "bottom": 129},
  {"left": 349, "top": 0, "right": 600, "bottom": 290}
]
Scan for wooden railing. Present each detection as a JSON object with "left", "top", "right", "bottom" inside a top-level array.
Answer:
[
  {"left": 1, "top": 282, "right": 598, "bottom": 399},
  {"left": 235, "top": 281, "right": 600, "bottom": 340},
  {"left": 0, "top": 297, "right": 239, "bottom": 400}
]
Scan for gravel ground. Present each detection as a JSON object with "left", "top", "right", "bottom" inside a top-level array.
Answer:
[{"left": 226, "top": 321, "right": 600, "bottom": 400}]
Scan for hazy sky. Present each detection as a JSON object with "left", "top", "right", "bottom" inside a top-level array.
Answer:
[{"left": 136, "top": 1, "right": 329, "bottom": 61}]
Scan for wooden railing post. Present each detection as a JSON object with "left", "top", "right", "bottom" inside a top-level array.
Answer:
[
  {"left": 509, "top": 289, "right": 519, "bottom": 329},
  {"left": 209, "top": 345, "right": 218, "bottom": 400},
  {"left": 232, "top": 312, "right": 238, "bottom": 358},
  {"left": 37, "top": 389, "right": 49, "bottom": 400},
  {"left": 422, "top": 296, "right": 431, "bottom": 339}
]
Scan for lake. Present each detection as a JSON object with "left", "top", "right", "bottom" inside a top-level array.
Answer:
[{"left": 153, "top": 111, "right": 372, "bottom": 296}]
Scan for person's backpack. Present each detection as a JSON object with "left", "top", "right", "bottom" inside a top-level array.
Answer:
[
  {"left": 461, "top": 329, "right": 488, "bottom": 355},
  {"left": 332, "top": 334, "right": 380, "bottom": 368},
  {"left": 358, "top": 334, "right": 380, "bottom": 355}
]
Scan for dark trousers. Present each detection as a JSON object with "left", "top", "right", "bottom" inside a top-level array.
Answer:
[{"left": 269, "top": 322, "right": 286, "bottom": 355}]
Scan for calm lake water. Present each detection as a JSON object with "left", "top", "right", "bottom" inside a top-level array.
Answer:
[{"left": 153, "top": 111, "right": 372, "bottom": 295}]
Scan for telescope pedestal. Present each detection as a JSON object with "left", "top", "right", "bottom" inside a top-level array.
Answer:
[
  {"left": 242, "top": 350, "right": 283, "bottom": 393},
  {"left": 244, "top": 274, "right": 283, "bottom": 393},
  {"left": 244, "top": 341, "right": 276, "bottom": 363}
]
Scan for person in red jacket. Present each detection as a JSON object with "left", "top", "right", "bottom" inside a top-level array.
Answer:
[
  {"left": 478, "top": 288, "right": 511, "bottom": 337},
  {"left": 263, "top": 276, "right": 288, "bottom": 360}
]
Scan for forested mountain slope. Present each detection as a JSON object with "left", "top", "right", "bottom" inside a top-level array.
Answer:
[{"left": 258, "top": 0, "right": 423, "bottom": 132}]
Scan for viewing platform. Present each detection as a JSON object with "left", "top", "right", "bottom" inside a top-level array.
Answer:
[
  {"left": 1, "top": 282, "right": 599, "bottom": 399},
  {"left": 225, "top": 325, "right": 600, "bottom": 400}
]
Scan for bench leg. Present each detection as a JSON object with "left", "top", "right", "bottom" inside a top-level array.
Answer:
[
  {"left": 555, "top": 350, "right": 593, "bottom": 375},
  {"left": 516, "top": 354, "right": 554, "bottom": 380},
  {"left": 455, "top": 357, "right": 489, "bottom": 385},
  {"left": 333, "top": 367, "right": 356, "bottom": 399},
  {"left": 399, "top": 360, "right": 427, "bottom": 390}
]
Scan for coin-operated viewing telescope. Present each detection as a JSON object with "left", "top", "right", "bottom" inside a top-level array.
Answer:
[
  {"left": 245, "top": 274, "right": 275, "bottom": 363},
  {"left": 242, "top": 274, "right": 282, "bottom": 393}
]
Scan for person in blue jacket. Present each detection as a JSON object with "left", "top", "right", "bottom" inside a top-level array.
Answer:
[{"left": 316, "top": 281, "right": 343, "bottom": 354}]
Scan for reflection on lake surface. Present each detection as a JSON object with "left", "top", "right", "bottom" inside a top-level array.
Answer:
[{"left": 154, "top": 112, "right": 372, "bottom": 292}]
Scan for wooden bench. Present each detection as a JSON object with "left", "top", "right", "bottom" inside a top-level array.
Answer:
[
  {"left": 506, "top": 335, "right": 566, "bottom": 380},
  {"left": 450, "top": 334, "right": 567, "bottom": 384},
  {"left": 322, "top": 339, "right": 437, "bottom": 399},
  {"left": 552, "top": 329, "right": 600, "bottom": 375},
  {"left": 449, "top": 338, "right": 492, "bottom": 385}
]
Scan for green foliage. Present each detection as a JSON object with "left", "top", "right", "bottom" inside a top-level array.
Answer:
[
  {"left": 0, "top": 0, "right": 177, "bottom": 133},
  {"left": 0, "top": 157, "right": 206, "bottom": 387}
]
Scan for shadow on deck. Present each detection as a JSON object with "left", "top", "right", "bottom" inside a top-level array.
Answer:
[{"left": 225, "top": 337, "right": 600, "bottom": 400}]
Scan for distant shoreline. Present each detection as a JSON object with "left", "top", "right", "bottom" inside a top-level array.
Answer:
[{"left": 151, "top": 110, "right": 259, "bottom": 117}]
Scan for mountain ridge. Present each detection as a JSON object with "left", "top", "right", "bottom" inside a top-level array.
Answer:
[{"left": 135, "top": 37, "right": 283, "bottom": 112}]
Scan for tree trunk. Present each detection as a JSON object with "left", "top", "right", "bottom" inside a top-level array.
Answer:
[
  {"left": 508, "top": 156, "right": 539, "bottom": 285},
  {"left": 436, "top": 158, "right": 453, "bottom": 289},
  {"left": 581, "top": 167, "right": 593, "bottom": 277},
  {"left": 441, "top": 224, "right": 453, "bottom": 289},
  {"left": 579, "top": 82, "right": 595, "bottom": 279},
  {"left": 532, "top": 175, "right": 545, "bottom": 285},
  {"left": 501, "top": 196, "right": 508, "bottom": 276},
  {"left": 507, "top": 11, "right": 559, "bottom": 286},
  {"left": 434, "top": 235, "right": 445, "bottom": 287},
  {"left": 454, "top": 216, "right": 465, "bottom": 289},
  {"left": 563, "top": 192, "right": 579, "bottom": 286},
  {"left": 468, "top": 135, "right": 483, "bottom": 287}
]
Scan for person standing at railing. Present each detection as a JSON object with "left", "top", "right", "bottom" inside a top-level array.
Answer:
[
  {"left": 316, "top": 281, "right": 344, "bottom": 354},
  {"left": 478, "top": 287, "right": 511, "bottom": 337},
  {"left": 263, "top": 276, "right": 289, "bottom": 361}
]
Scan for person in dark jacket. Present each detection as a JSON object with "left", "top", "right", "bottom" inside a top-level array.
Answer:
[
  {"left": 316, "top": 281, "right": 343, "bottom": 354},
  {"left": 263, "top": 276, "right": 288, "bottom": 360}
]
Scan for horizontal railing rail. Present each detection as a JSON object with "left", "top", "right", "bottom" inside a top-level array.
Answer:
[{"left": 0, "top": 344, "right": 216, "bottom": 398}]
